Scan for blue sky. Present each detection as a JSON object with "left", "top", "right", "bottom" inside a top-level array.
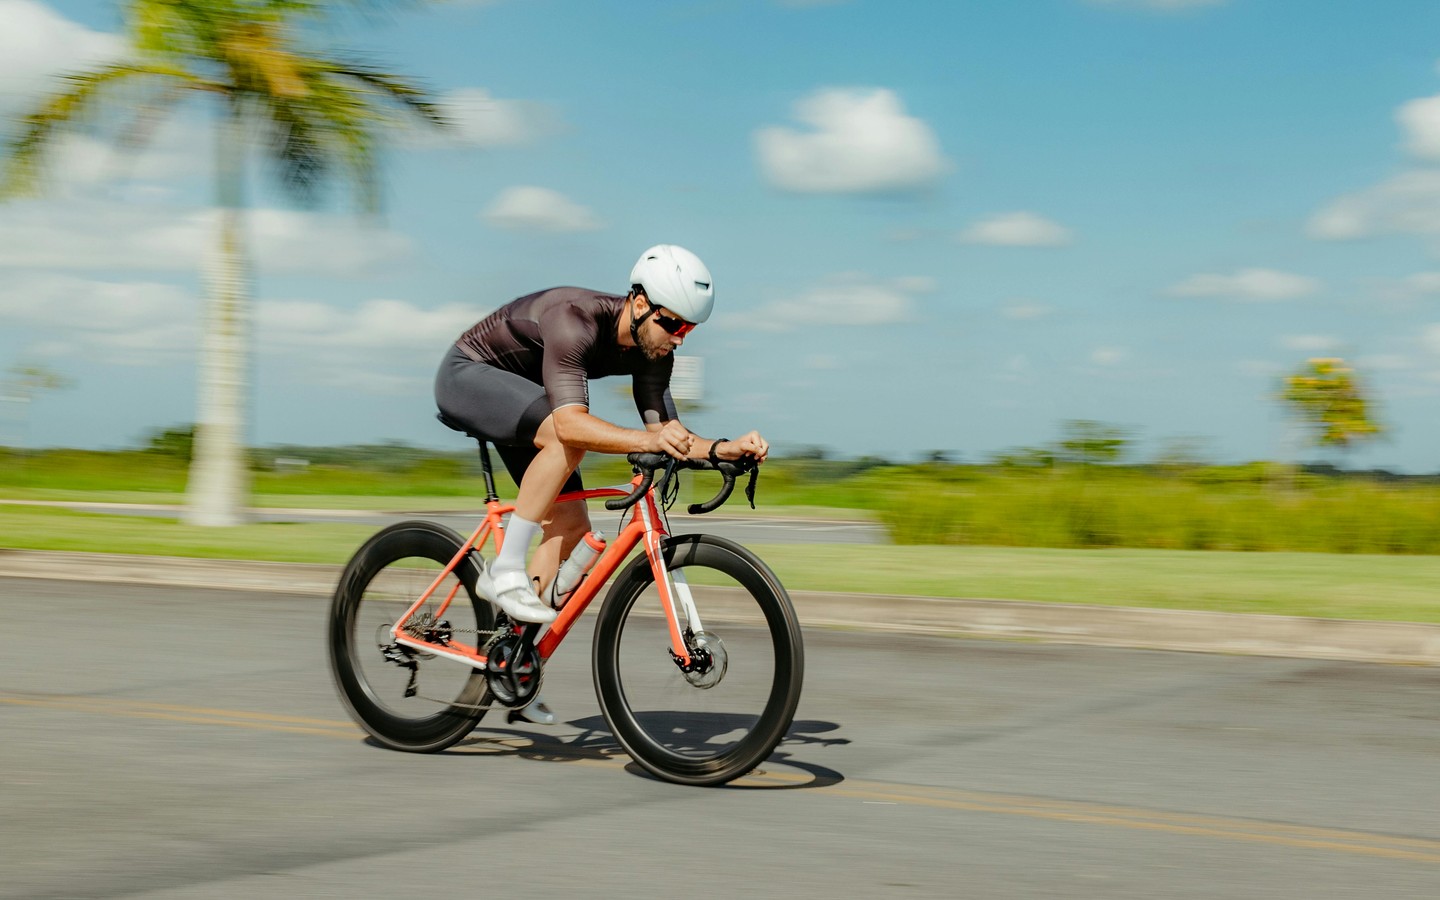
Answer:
[{"left": 4, "top": 0, "right": 1440, "bottom": 469}]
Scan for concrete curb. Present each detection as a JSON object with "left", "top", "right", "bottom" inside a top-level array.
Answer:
[{"left": 3, "top": 549, "right": 1438, "bottom": 666}]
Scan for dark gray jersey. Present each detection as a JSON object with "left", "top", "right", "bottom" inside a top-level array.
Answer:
[{"left": 456, "top": 287, "right": 676, "bottom": 424}]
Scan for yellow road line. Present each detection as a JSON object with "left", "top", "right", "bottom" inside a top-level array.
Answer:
[
  {"left": 7, "top": 691, "right": 1439, "bottom": 864},
  {"left": 0, "top": 694, "right": 358, "bottom": 738}
]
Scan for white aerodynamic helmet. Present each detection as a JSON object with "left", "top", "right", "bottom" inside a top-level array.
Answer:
[{"left": 629, "top": 244, "right": 714, "bottom": 324}]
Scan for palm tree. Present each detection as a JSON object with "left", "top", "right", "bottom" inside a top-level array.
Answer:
[{"left": 2, "top": 0, "right": 448, "bottom": 524}]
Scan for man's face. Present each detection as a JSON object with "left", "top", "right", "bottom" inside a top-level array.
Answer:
[{"left": 636, "top": 299, "right": 691, "bottom": 360}]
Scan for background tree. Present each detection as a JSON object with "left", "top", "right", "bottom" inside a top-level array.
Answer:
[
  {"left": 1, "top": 0, "right": 448, "bottom": 525},
  {"left": 1280, "top": 357, "right": 1383, "bottom": 458},
  {"left": 0, "top": 363, "right": 74, "bottom": 450},
  {"left": 1058, "top": 420, "right": 1129, "bottom": 466},
  {"left": 142, "top": 424, "right": 198, "bottom": 462}
]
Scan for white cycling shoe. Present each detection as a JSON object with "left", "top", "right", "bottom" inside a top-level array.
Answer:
[
  {"left": 507, "top": 693, "right": 557, "bottom": 726},
  {"left": 476, "top": 562, "right": 557, "bottom": 624}
]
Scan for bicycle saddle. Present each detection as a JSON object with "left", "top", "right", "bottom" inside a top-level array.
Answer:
[{"left": 436, "top": 411, "right": 486, "bottom": 442}]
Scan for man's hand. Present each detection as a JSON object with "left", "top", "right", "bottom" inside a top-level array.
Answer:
[
  {"left": 650, "top": 420, "right": 695, "bottom": 458},
  {"left": 716, "top": 430, "right": 769, "bottom": 464}
]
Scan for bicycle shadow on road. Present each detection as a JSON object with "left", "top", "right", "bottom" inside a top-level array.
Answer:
[{"left": 417, "top": 714, "right": 848, "bottom": 789}]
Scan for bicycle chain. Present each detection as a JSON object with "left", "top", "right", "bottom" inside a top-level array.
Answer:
[{"left": 398, "top": 622, "right": 537, "bottom": 711}]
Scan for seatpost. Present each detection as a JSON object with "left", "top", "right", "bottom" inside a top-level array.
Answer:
[{"left": 477, "top": 441, "right": 499, "bottom": 504}]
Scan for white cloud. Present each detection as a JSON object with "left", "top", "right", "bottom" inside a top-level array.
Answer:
[
  {"left": 740, "top": 272, "right": 927, "bottom": 331},
  {"left": 1424, "top": 324, "right": 1440, "bottom": 355},
  {"left": 1398, "top": 94, "right": 1440, "bottom": 161},
  {"left": 958, "top": 212, "right": 1073, "bottom": 247},
  {"left": 0, "top": 1, "right": 124, "bottom": 111},
  {"left": 259, "top": 298, "right": 478, "bottom": 354},
  {"left": 754, "top": 88, "right": 948, "bottom": 194},
  {"left": 0, "top": 269, "right": 479, "bottom": 383},
  {"left": 1281, "top": 334, "right": 1341, "bottom": 352},
  {"left": 431, "top": 88, "right": 564, "bottom": 148},
  {"left": 894, "top": 275, "right": 938, "bottom": 293},
  {"left": 1167, "top": 268, "right": 1321, "bottom": 301},
  {"left": 1356, "top": 353, "right": 1411, "bottom": 371},
  {"left": 481, "top": 185, "right": 603, "bottom": 232},
  {"left": 248, "top": 210, "right": 414, "bottom": 274},
  {"left": 1001, "top": 299, "right": 1055, "bottom": 320},
  {"left": 0, "top": 199, "right": 412, "bottom": 275},
  {"left": 1403, "top": 272, "right": 1440, "bottom": 293},
  {"left": 0, "top": 271, "right": 196, "bottom": 365},
  {"left": 0, "top": 272, "right": 190, "bottom": 330},
  {"left": 63, "top": 119, "right": 211, "bottom": 186},
  {"left": 1307, "top": 170, "right": 1440, "bottom": 241},
  {"left": 258, "top": 297, "right": 484, "bottom": 393},
  {"left": 1090, "top": 346, "right": 1126, "bottom": 366}
]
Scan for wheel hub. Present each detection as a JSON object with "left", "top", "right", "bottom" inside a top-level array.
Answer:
[{"left": 672, "top": 630, "right": 727, "bottom": 689}]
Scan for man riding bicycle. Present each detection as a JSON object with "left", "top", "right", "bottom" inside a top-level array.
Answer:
[{"left": 434, "top": 245, "right": 768, "bottom": 721}]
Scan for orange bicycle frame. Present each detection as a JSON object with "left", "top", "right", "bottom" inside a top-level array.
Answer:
[{"left": 386, "top": 470, "right": 695, "bottom": 670}]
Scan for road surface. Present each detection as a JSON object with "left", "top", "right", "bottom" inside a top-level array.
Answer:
[{"left": 2, "top": 576, "right": 1438, "bottom": 898}]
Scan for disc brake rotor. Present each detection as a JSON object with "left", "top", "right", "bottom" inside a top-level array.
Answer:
[{"left": 683, "top": 631, "right": 727, "bottom": 689}]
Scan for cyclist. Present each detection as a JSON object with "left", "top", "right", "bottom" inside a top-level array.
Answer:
[{"left": 434, "top": 244, "right": 768, "bottom": 722}]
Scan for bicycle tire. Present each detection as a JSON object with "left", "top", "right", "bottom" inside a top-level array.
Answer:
[
  {"left": 592, "top": 533, "right": 804, "bottom": 786},
  {"left": 328, "top": 521, "right": 494, "bottom": 752}
]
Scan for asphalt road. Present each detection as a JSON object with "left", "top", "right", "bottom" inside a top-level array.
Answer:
[{"left": 3, "top": 576, "right": 1440, "bottom": 898}]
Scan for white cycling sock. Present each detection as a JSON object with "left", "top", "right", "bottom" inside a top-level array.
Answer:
[{"left": 494, "top": 514, "right": 540, "bottom": 575}]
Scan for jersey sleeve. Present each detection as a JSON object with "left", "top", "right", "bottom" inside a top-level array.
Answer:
[
  {"left": 537, "top": 303, "right": 596, "bottom": 410},
  {"left": 632, "top": 355, "right": 676, "bottom": 425}
]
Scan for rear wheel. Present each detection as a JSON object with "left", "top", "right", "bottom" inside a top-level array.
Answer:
[
  {"left": 592, "top": 534, "right": 804, "bottom": 786},
  {"left": 328, "top": 521, "right": 494, "bottom": 752}
]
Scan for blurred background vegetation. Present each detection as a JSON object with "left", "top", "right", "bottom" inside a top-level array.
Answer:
[{"left": 4, "top": 413, "right": 1437, "bottom": 554}]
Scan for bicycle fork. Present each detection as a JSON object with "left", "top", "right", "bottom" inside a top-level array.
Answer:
[{"left": 637, "top": 497, "right": 705, "bottom": 668}]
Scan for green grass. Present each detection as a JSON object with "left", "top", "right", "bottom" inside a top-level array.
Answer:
[
  {"left": 868, "top": 466, "right": 1440, "bottom": 554},
  {"left": 9, "top": 448, "right": 1440, "bottom": 553},
  {"left": 0, "top": 504, "right": 373, "bottom": 564},
  {"left": 3, "top": 504, "right": 1438, "bottom": 623}
]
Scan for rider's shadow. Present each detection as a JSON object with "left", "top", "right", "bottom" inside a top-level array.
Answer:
[{"left": 430, "top": 714, "right": 848, "bottom": 789}]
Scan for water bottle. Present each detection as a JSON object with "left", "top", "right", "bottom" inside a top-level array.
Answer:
[{"left": 546, "top": 531, "right": 605, "bottom": 608}]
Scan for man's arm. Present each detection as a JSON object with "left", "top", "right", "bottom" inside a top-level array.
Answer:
[
  {"left": 552, "top": 405, "right": 693, "bottom": 457},
  {"left": 551, "top": 406, "right": 768, "bottom": 463}
]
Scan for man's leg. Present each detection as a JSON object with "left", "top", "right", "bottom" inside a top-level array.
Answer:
[
  {"left": 502, "top": 413, "right": 588, "bottom": 595},
  {"left": 498, "top": 415, "right": 586, "bottom": 726},
  {"left": 532, "top": 499, "right": 591, "bottom": 597}
]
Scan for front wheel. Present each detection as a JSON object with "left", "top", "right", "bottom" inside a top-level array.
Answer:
[
  {"left": 328, "top": 521, "right": 494, "bottom": 752},
  {"left": 592, "top": 534, "right": 804, "bottom": 786}
]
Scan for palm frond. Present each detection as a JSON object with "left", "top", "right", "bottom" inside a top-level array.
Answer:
[
  {"left": 326, "top": 62, "right": 451, "bottom": 130},
  {"left": 1, "top": 61, "right": 207, "bottom": 198},
  {"left": 252, "top": 56, "right": 448, "bottom": 210}
]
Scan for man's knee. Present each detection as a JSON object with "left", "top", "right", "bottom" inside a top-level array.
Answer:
[{"left": 534, "top": 415, "right": 585, "bottom": 465}]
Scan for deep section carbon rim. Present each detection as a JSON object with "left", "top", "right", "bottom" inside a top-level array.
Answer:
[
  {"left": 593, "top": 534, "right": 803, "bottom": 785},
  {"left": 328, "top": 521, "right": 493, "bottom": 752}
]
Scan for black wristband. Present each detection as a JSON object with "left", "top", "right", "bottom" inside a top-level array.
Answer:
[{"left": 708, "top": 438, "right": 731, "bottom": 466}]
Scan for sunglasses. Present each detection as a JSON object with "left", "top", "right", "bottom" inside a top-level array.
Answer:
[{"left": 652, "top": 309, "right": 696, "bottom": 337}]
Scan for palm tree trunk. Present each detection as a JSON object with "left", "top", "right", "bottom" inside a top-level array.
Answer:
[{"left": 185, "top": 100, "right": 251, "bottom": 526}]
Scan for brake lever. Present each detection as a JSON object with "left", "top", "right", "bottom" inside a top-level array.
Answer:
[{"left": 744, "top": 466, "right": 758, "bottom": 509}]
